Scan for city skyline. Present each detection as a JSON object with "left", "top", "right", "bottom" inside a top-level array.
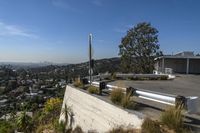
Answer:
[{"left": 0, "top": 0, "right": 200, "bottom": 63}]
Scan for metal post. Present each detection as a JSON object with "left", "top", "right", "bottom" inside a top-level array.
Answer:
[
  {"left": 162, "top": 57, "right": 165, "bottom": 73},
  {"left": 89, "top": 34, "right": 92, "bottom": 85},
  {"left": 186, "top": 58, "right": 190, "bottom": 74},
  {"left": 175, "top": 95, "right": 187, "bottom": 109}
]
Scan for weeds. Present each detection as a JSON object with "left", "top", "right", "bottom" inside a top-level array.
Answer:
[
  {"left": 160, "top": 107, "right": 184, "bottom": 132},
  {"left": 108, "top": 126, "right": 138, "bottom": 133},
  {"left": 110, "top": 88, "right": 124, "bottom": 105},
  {"left": 87, "top": 86, "right": 99, "bottom": 94},
  {"left": 110, "top": 88, "right": 136, "bottom": 109},
  {"left": 121, "top": 93, "right": 136, "bottom": 109},
  {"left": 73, "top": 80, "right": 84, "bottom": 89},
  {"left": 141, "top": 118, "right": 161, "bottom": 133}
]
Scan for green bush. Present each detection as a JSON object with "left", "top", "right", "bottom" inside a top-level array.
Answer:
[
  {"left": 141, "top": 118, "right": 161, "bottom": 133},
  {"left": 0, "top": 120, "right": 15, "bottom": 133},
  {"left": 160, "top": 107, "right": 184, "bottom": 132},
  {"left": 87, "top": 86, "right": 99, "bottom": 94},
  {"left": 121, "top": 93, "right": 136, "bottom": 109},
  {"left": 110, "top": 88, "right": 124, "bottom": 105}
]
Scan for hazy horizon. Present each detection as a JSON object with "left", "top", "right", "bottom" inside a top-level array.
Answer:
[
  {"left": 0, "top": 0, "right": 200, "bottom": 63},
  {"left": 0, "top": 56, "right": 120, "bottom": 64}
]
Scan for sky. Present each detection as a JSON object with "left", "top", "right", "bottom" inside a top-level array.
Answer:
[{"left": 0, "top": 0, "right": 200, "bottom": 63}]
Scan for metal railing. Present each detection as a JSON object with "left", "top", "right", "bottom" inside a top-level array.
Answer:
[{"left": 89, "top": 81, "right": 198, "bottom": 114}]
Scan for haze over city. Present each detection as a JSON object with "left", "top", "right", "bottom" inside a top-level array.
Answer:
[{"left": 0, "top": 0, "right": 200, "bottom": 63}]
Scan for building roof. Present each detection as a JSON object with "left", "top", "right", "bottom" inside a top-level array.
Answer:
[{"left": 155, "top": 51, "right": 200, "bottom": 60}]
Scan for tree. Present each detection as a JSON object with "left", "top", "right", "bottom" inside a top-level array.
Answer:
[
  {"left": 119, "top": 22, "right": 162, "bottom": 73},
  {"left": 16, "top": 111, "right": 32, "bottom": 132}
]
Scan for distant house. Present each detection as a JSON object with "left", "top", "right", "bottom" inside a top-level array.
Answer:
[{"left": 155, "top": 51, "right": 200, "bottom": 74}]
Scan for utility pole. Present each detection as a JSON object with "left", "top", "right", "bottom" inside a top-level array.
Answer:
[{"left": 89, "top": 34, "right": 92, "bottom": 85}]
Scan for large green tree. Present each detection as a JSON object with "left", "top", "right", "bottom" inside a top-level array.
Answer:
[{"left": 119, "top": 22, "right": 162, "bottom": 73}]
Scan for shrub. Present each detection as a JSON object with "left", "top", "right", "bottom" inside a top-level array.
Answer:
[
  {"left": 44, "top": 98, "right": 62, "bottom": 114},
  {"left": 160, "top": 107, "right": 184, "bottom": 132},
  {"left": 40, "top": 98, "right": 62, "bottom": 124},
  {"left": 108, "top": 126, "right": 138, "bottom": 133},
  {"left": 87, "top": 86, "right": 99, "bottom": 94},
  {"left": 54, "top": 120, "right": 73, "bottom": 133},
  {"left": 159, "top": 76, "right": 168, "bottom": 80},
  {"left": 121, "top": 93, "right": 136, "bottom": 109},
  {"left": 0, "top": 120, "right": 15, "bottom": 133},
  {"left": 111, "top": 73, "right": 117, "bottom": 80},
  {"left": 110, "top": 88, "right": 124, "bottom": 105},
  {"left": 35, "top": 123, "right": 54, "bottom": 133},
  {"left": 73, "top": 81, "right": 84, "bottom": 89},
  {"left": 141, "top": 118, "right": 161, "bottom": 133}
]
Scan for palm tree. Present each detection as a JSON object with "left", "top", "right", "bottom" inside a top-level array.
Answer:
[{"left": 16, "top": 111, "right": 32, "bottom": 133}]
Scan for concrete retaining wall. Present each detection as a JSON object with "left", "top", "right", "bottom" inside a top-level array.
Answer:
[{"left": 60, "top": 85, "right": 143, "bottom": 132}]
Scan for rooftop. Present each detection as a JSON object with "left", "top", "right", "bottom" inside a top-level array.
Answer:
[{"left": 155, "top": 51, "right": 200, "bottom": 60}]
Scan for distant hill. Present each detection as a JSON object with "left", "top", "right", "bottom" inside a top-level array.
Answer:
[
  {"left": 0, "top": 62, "right": 69, "bottom": 69},
  {"left": 0, "top": 57, "right": 121, "bottom": 78},
  {"left": 64, "top": 57, "right": 121, "bottom": 77}
]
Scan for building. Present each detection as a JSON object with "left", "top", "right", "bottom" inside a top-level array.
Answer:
[{"left": 155, "top": 51, "right": 200, "bottom": 74}]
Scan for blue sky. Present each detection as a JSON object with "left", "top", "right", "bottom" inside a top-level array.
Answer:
[{"left": 0, "top": 0, "right": 200, "bottom": 63}]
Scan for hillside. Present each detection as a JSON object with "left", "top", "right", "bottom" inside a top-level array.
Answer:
[{"left": 27, "top": 57, "right": 121, "bottom": 79}]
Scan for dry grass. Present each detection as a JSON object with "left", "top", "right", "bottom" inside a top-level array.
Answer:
[
  {"left": 107, "top": 126, "right": 140, "bottom": 133},
  {"left": 141, "top": 118, "right": 162, "bottom": 133},
  {"left": 73, "top": 80, "right": 84, "bottom": 89},
  {"left": 110, "top": 88, "right": 124, "bottom": 105},
  {"left": 121, "top": 93, "right": 136, "bottom": 109},
  {"left": 35, "top": 123, "right": 55, "bottom": 133},
  {"left": 160, "top": 106, "right": 188, "bottom": 133},
  {"left": 114, "top": 81, "right": 126, "bottom": 88},
  {"left": 87, "top": 86, "right": 99, "bottom": 94}
]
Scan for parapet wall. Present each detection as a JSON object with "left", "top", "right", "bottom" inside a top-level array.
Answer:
[{"left": 60, "top": 85, "right": 143, "bottom": 132}]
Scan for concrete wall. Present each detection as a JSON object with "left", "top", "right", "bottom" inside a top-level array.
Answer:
[{"left": 60, "top": 85, "right": 143, "bottom": 132}]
